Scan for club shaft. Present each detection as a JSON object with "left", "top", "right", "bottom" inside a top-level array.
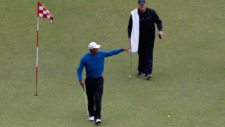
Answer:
[{"left": 83, "top": 84, "right": 89, "bottom": 115}]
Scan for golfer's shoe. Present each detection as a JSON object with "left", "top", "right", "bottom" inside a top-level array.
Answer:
[
  {"left": 145, "top": 74, "right": 152, "bottom": 80},
  {"left": 87, "top": 116, "right": 95, "bottom": 121},
  {"left": 95, "top": 119, "right": 101, "bottom": 125},
  {"left": 136, "top": 72, "right": 144, "bottom": 77}
]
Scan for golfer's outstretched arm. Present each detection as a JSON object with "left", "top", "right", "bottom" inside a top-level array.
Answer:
[{"left": 103, "top": 48, "right": 128, "bottom": 57}]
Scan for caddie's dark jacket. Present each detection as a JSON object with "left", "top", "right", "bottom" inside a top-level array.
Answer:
[{"left": 128, "top": 8, "right": 163, "bottom": 50}]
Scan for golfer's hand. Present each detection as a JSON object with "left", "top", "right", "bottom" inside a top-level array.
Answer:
[
  {"left": 123, "top": 48, "right": 129, "bottom": 51},
  {"left": 157, "top": 31, "right": 164, "bottom": 39},
  {"left": 79, "top": 80, "right": 85, "bottom": 89}
]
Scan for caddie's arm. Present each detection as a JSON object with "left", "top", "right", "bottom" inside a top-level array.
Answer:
[
  {"left": 153, "top": 11, "right": 163, "bottom": 39},
  {"left": 128, "top": 15, "right": 133, "bottom": 44}
]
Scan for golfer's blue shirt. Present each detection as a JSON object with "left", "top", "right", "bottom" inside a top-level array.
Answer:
[{"left": 77, "top": 49, "right": 124, "bottom": 81}]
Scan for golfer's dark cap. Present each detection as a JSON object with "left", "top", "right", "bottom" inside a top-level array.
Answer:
[{"left": 138, "top": 0, "right": 145, "bottom": 4}]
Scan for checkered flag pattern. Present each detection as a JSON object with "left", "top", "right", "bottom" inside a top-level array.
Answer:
[{"left": 37, "top": 2, "right": 53, "bottom": 22}]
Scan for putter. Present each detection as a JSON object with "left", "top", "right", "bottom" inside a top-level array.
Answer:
[{"left": 82, "top": 84, "right": 89, "bottom": 116}]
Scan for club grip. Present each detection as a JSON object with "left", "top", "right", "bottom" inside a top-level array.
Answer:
[{"left": 158, "top": 34, "right": 162, "bottom": 39}]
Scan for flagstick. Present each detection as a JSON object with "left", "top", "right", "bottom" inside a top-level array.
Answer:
[
  {"left": 35, "top": 17, "right": 39, "bottom": 96},
  {"left": 129, "top": 42, "right": 132, "bottom": 78},
  {"left": 129, "top": 51, "right": 132, "bottom": 78}
]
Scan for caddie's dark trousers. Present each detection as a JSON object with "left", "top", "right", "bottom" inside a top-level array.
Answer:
[
  {"left": 85, "top": 77, "right": 104, "bottom": 120},
  {"left": 138, "top": 48, "right": 153, "bottom": 75}
]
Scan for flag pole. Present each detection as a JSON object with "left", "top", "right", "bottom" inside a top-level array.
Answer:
[
  {"left": 35, "top": 1, "right": 54, "bottom": 96},
  {"left": 129, "top": 50, "right": 132, "bottom": 78},
  {"left": 35, "top": 16, "right": 39, "bottom": 96},
  {"left": 129, "top": 41, "right": 132, "bottom": 78}
]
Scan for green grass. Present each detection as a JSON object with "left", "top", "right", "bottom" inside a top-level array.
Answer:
[{"left": 1, "top": 0, "right": 225, "bottom": 127}]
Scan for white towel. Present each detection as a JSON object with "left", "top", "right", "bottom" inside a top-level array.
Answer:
[{"left": 130, "top": 9, "right": 139, "bottom": 53}]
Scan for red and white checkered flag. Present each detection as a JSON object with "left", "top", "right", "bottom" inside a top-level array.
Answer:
[{"left": 37, "top": 2, "right": 53, "bottom": 22}]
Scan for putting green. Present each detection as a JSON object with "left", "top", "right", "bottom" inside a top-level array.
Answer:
[{"left": 0, "top": 0, "right": 225, "bottom": 126}]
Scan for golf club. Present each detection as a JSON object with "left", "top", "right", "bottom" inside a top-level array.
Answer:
[{"left": 82, "top": 84, "right": 89, "bottom": 116}]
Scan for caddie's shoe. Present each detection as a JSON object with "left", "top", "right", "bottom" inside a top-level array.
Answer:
[
  {"left": 136, "top": 72, "right": 144, "bottom": 77},
  {"left": 87, "top": 116, "right": 95, "bottom": 121},
  {"left": 145, "top": 74, "right": 152, "bottom": 80},
  {"left": 95, "top": 119, "right": 101, "bottom": 125}
]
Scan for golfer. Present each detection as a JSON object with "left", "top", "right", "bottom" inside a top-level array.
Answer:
[
  {"left": 128, "top": 0, "right": 163, "bottom": 80},
  {"left": 77, "top": 42, "right": 128, "bottom": 124}
]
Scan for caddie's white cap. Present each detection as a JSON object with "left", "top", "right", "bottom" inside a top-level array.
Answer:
[{"left": 88, "top": 42, "right": 101, "bottom": 49}]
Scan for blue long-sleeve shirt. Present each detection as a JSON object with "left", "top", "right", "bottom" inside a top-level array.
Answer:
[{"left": 77, "top": 48, "right": 125, "bottom": 81}]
